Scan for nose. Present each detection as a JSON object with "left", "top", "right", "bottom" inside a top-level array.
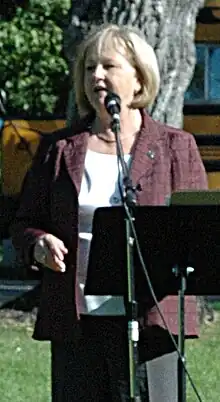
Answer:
[{"left": 93, "top": 64, "right": 105, "bottom": 79}]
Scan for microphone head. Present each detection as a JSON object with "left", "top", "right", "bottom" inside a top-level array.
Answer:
[{"left": 104, "top": 91, "right": 121, "bottom": 116}]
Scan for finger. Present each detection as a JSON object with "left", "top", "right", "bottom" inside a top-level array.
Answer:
[
  {"left": 45, "top": 252, "right": 66, "bottom": 273},
  {"left": 59, "top": 243, "right": 68, "bottom": 254},
  {"left": 48, "top": 239, "right": 68, "bottom": 254},
  {"left": 44, "top": 234, "right": 67, "bottom": 250},
  {"left": 53, "top": 255, "right": 66, "bottom": 271},
  {"left": 34, "top": 235, "right": 67, "bottom": 272},
  {"left": 49, "top": 245, "right": 67, "bottom": 262},
  {"left": 44, "top": 237, "right": 68, "bottom": 258}
]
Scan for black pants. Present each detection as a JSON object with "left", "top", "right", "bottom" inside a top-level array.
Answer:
[{"left": 51, "top": 316, "right": 149, "bottom": 401}]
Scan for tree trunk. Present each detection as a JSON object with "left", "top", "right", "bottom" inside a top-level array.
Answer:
[
  {"left": 64, "top": 0, "right": 214, "bottom": 326},
  {"left": 64, "top": 0, "right": 205, "bottom": 128}
]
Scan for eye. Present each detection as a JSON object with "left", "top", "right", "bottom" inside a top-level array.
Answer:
[
  {"left": 104, "top": 64, "right": 115, "bottom": 69},
  {"left": 85, "top": 65, "right": 96, "bottom": 71}
]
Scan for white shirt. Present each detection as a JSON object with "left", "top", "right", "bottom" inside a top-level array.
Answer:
[{"left": 76, "top": 149, "right": 132, "bottom": 315}]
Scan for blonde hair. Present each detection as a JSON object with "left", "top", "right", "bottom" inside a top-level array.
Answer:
[{"left": 73, "top": 24, "right": 160, "bottom": 117}]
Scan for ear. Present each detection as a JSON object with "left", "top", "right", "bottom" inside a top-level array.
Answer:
[
  {"left": 134, "top": 71, "right": 142, "bottom": 94},
  {"left": 134, "top": 81, "right": 141, "bottom": 96}
]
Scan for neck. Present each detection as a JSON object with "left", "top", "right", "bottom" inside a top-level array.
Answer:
[{"left": 92, "top": 108, "right": 142, "bottom": 140}]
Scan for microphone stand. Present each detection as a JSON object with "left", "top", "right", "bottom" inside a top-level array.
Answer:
[{"left": 111, "top": 118, "right": 139, "bottom": 401}]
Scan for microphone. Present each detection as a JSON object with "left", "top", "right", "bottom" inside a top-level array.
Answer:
[{"left": 104, "top": 92, "right": 121, "bottom": 123}]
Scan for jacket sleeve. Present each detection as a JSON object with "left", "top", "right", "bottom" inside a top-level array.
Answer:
[
  {"left": 10, "top": 137, "right": 56, "bottom": 267},
  {"left": 171, "top": 130, "right": 208, "bottom": 191}
]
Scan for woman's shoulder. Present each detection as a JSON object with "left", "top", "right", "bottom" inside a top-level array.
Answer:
[
  {"left": 142, "top": 110, "right": 194, "bottom": 145},
  {"left": 151, "top": 118, "right": 196, "bottom": 151},
  {"left": 150, "top": 117, "right": 192, "bottom": 140},
  {"left": 164, "top": 124, "right": 197, "bottom": 153},
  {"left": 163, "top": 123, "right": 193, "bottom": 140}
]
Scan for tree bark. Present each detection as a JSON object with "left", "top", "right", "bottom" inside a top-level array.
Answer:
[{"left": 64, "top": 0, "right": 205, "bottom": 128}]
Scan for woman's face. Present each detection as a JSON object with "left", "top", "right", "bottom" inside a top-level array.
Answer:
[{"left": 84, "top": 43, "right": 141, "bottom": 118}]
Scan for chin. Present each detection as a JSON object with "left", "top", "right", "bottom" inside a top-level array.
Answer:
[
  {"left": 93, "top": 100, "right": 106, "bottom": 114},
  {"left": 94, "top": 108, "right": 110, "bottom": 122}
]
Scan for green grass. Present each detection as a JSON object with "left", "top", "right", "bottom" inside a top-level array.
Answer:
[
  {"left": 0, "top": 316, "right": 220, "bottom": 401},
  {"left": 0, "top": 324, "right": 50, "bottom": 402},
  {"left": 187, "top": 320, "right": 220, "bottom": 401}
]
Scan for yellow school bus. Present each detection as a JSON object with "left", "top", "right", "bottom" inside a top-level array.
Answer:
[
  {"left": 1, "top": 118, "right": 66, "bottom": 196},
  {"left": 0, "top": 118, "right": 66, "bottom": 273}
]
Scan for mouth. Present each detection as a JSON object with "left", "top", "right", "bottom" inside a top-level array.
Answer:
[{"left": 94, "top": 86, "right": 108, "bottom": 93}]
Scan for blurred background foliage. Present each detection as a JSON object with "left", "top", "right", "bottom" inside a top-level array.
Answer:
[{"left": 0, "top": 0, "right": 71, "bottom": 117}]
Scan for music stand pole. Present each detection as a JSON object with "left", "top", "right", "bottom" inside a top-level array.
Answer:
[
  {"left": 173, "top": 264, "right": 194, "bottom": 402},
  {"left": 112, "top": 119, "right": 139, "bottom": 401}
]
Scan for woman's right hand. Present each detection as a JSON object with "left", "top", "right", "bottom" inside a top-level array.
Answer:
[{"left": 33, "top": 234, "right": 68, "bottom": 272}]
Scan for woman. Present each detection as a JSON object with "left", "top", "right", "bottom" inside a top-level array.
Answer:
[{"left": 11, "top": 24, "right": 208, "bottom": 401}]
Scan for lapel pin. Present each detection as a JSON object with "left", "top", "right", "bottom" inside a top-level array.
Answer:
[{"left": 146, "top": 150, "right": 155, "bottom": 159}]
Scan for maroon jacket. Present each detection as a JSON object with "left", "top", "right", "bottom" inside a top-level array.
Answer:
[{"left": 11, "top": 111, "right": 208, "bottom": 342}]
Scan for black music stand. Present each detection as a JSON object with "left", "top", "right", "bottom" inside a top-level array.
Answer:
[{"left": 84, "top": 205, "right": 220, "bottom": 402}]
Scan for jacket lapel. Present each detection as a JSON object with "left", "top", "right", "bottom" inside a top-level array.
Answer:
[
  {"left": 63, "top": 132, "right": 90, "bottom": 195},
  {"left": 61, "top": 114, "right": 95, "bottom": 194},
  {"left": 130, "top": 112, "right": 163, "bottom": 193}
]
